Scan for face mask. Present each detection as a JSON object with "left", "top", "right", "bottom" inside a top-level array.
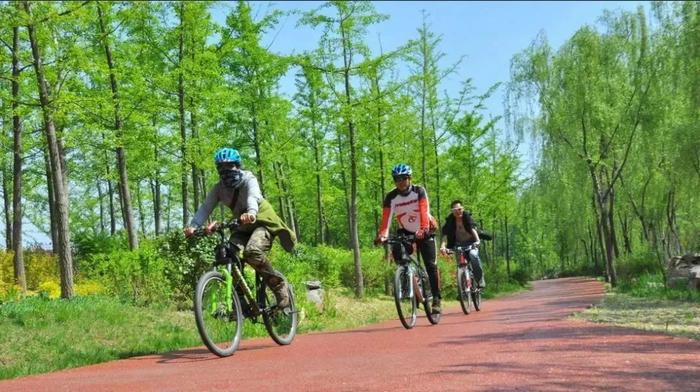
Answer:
[{"left": 219, "top": 168, "right": 243, "bottom": 189}]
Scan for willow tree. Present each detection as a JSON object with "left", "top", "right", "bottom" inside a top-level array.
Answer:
[{"left": 509, "top": 9, "right": 652, "bottom": 286}]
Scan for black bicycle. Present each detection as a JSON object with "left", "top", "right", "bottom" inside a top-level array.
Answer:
[
  {"left": 191, "top": 220, "right": 298, "bottom": 357},
  {"left": 448, "top": 244, "right": 482, "bottom": 314},
  {"left": 386, "top": 233, "right": 441, "bottom": 329}
]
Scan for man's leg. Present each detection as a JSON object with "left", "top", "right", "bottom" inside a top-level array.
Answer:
[
  {"left": 469, "top": 249, "right": 485, "bottom": 288},
  {"left": 242, "top": 227, "right": 289, "bottom": 308},
  {"left": 419, "top": 237, "right": 441, "bottom": 313}
]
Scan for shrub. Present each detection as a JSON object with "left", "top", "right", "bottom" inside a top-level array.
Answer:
[
  {"left": 38, "top": 280, "right": 61, "bottom": 299},
  {"left": 83, "top": 241, "right": 170, "bottom": 305}
]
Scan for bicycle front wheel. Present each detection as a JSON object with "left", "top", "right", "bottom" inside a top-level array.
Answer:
[
  {"left": 422, "top": 272, "right": 441, "bottom": 325},
  {"left": 394, "top": 265, "right": 417, "bottom": 329},
  {"left": 261, "top": 279, "right": 298, "bottom": 345},
  {"left": 458, "top": 267, "right": 472, "bottom": 315},
  {"left": 472, "top": 288, "right": 482, "bottom": 311},
  {"left": 194, "top": 270, "right": 243, "bottom": 357}
]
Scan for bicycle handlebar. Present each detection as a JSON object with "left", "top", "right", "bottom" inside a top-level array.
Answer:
[
  {"left": 445, "top": 243, "right": 478, "bottom": 255},
  {"left": 192, "top": 219, "right": 241, "bottom": 237}
]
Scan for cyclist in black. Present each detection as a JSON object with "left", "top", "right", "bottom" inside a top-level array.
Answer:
[{"left": 439, "top": 200, "right": 485, "bottom": 288}]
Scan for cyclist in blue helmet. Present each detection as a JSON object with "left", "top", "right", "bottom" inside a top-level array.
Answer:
[
  {"left": 184, "top": 147, "right": 296, "bottom": 308},
  {"left": 376, "top": 163, "right": 442, "bottom": 314}
]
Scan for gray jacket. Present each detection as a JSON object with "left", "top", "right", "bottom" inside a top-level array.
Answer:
[{"left": 190, "top": 170, "right": 263, "bottom": 227}]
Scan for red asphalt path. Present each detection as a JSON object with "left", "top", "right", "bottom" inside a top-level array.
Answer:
[{"left": 2, "top": 277, "right": 699, "bottom": 391}]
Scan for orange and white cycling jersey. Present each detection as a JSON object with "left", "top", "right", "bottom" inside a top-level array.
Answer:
[{"left": 378, "top": 185, "right": 433, "bottom": 237}]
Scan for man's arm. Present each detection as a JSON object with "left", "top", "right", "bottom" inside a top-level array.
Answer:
[
  {"left": 244, "top": 174, "right": 263, "bottom": 216},
  {"left": 190, "top": 185, "right": 219, "bottom": 227}
]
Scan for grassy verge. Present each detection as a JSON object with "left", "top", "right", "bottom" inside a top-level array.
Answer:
[{"left": 573, "top": 275, "right": 700, "bottom": 340}]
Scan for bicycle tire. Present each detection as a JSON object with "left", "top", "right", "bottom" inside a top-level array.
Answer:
[
  {"left": 422, "top": 273, "right": 441, "bottom": 325},
  {"left": 458, "top": 267, "right": 472, "bottom": 315},
  {"left": 472, "top": 288, "right": 482, "bottom": 311},
  {"left": 394, "top": 265, "right": 417, "bottom": 329},
  {"left": 261, "top": 278, "right": 298, "bottom": 345},
  {"left": 194, "top": 270, "right": 243, "bottom": 357}
]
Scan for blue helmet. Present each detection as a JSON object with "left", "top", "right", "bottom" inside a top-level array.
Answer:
[
  {"left": 391, "top": 163, "right": 412, "bottom": 177},
  {"left": 214, "top": 148, "right": 241, "bottom": 164}
]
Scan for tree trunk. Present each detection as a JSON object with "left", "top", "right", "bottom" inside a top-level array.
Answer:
[
  {"left": 25, "top": 0, "right": 74, "bottom": 298},
  {"left": 340, "top": 20, "right": 363, "bottom": 298},
  {"left": 136, "top": 180, "right": 146, "bottom": 235},
  {"left": 251, "top": 105, "right": 266, "bottom": 195},
  {"left": 505, "top": 215, "right": 511, "bottom": 278},
  {"left": 10, "top": 0, "right": 26, "bottom": 291},
  {"left": 178, "top": 2, "right": 189, "bottom": 226},
  {"left": 43, "top": 147, "right": 57, "bottom": 251},
  {"left": 2, "top": 168, "right": 11, "bottom": 251},
  {"left": 97, "top": 2, "right": 138, "bottom": 249},
  {"left": 97, "top": 180, "right": 105, "bottom": 233},
  {"left": 312, "top": 125, "right": 326, "bottom": 245},
  {"left": 151, "top": 119, "right": 161, "bottom": 236}
]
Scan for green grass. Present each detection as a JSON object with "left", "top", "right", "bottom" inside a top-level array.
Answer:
[
  {"left": 574, "top": 291, "right": 700, "bottom": 340},
  {"left": 574, "top": 273, "right": 700, "bottom": 340},
  {"left": 0, "top": 295, "right": 202, "bottom": 380}
]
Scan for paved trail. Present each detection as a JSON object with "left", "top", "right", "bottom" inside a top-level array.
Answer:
[{"left": 3, "top": 277, "right": 699, "bottom": 391}]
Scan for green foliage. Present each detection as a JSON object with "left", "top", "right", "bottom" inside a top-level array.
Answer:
[
  {"left": 157, "top": 230, "right": 218, "bottom": 307},
  {"left": 617, "top": 272, "right": 700, "bottom": 303},
  {"left": 0, "top": 295, "right": 201, "bottom": 380},
  {"left": 80, "top": 241, "right": 170, "bottom": 305}
]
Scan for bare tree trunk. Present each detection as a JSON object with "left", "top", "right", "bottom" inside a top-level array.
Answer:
[
  {"left": 97, "top": 2, "right": 138, "bottom": 249},
  {"left": 25, "top": 0, "right": 74, "bottom": 298}
]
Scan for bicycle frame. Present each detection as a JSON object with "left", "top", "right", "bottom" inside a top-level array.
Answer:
[
  {"left": 205, "top": 223, "right": 269, "bottom": 319},
  {"left": 387, "top": 234, "right": 430, "bottom": 302}
]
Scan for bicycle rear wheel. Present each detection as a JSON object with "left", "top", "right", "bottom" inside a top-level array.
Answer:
[
  {"left": 458, "top": 267, "right": 472, "bottom": 315},
  {"left": 194, "top": 270, "right": 243, "bottom": 357},
  {"left": 394, "top": 266, "right": 417, "bottom": 329},
  {"left": 261, "top": 278, "right": 298, "bottom": 345}
]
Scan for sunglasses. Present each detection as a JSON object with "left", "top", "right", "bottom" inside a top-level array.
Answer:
[
  {"left": 452, "top": 207, "right": 464, "bottom": 212},
  {"left": 393, "top": 175, "right": 410, "bottom": 182}
]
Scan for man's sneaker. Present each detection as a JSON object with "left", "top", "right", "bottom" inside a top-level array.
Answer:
[
  {"left": 431, "top": 298, "right": 441, "bottom": 314},
  {"left": 272, "top": 281, "right": 290, "bottom": 309}
]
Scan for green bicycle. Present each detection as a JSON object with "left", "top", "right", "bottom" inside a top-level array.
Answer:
[{"left": 192, "top": 219, "right": 298, "bottom": 357}]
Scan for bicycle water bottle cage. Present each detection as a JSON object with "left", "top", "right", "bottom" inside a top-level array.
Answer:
[{"left": 214, "top": 243, "right": 233, "bottom": 266}]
